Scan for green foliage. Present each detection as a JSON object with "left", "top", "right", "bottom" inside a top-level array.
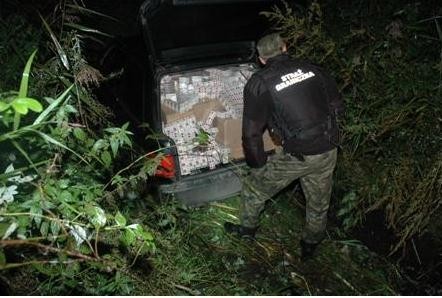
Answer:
[
  {"left": 367, "top": 156, "right": 442, "bottom": 254},
  {"left": 134, "top": 195, "right": 397, "bottom": 295},
  {"left": 194, "top": 128, "right": 210, "bottom": 146},
  {"left": 1, "top": 52, "right": 153, "bottom": 220},
  {"left": 0, "top": 19, "right": 156, "bottom": 294},
  {"left": 33, "top": 262, "right": 134, "bottom": 295},
  {"left": 262, "top": 1, "right": 337, "bottom": 64},
  {"left": 0, "top": 50, "right": 42, "bottom": 131},
  {"left": 332, "top": 6, "right": 441, "bottom": 252},
  {"left": 336, "top": 191, "right": 361, "bottom": 232}
]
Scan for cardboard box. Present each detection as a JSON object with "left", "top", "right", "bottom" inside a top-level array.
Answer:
[
  {"left": 162, "top": 99, "right": 225, "bottom": 125},
  {"left": 215, "top": 117, "right": 276, "bottom": 160}
]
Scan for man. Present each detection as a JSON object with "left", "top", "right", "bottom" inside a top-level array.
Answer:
[{"left": 224, "top": 33, "right": 344, "bottom": 260}]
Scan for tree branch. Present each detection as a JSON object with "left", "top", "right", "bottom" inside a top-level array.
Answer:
[{"left": 0, "top": 239, "right": 98, "bottom": 261}]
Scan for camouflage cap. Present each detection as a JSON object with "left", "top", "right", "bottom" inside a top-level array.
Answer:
[{"left": 256, "top": 33, "right": 285, "bottom": 59}]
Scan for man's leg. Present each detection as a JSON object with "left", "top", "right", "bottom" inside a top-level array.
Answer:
[
  {"left": 223, "top": 168, "right": 269, "bottom": 238},
  {"left": 299, "top": 149, "right": 337, "bottom": 257},
  {"left": 240, "top": 166, "right": 273, "bottom": 229},
  {"left": 228, "top": 151, "right": 311, "bottom": 234}
]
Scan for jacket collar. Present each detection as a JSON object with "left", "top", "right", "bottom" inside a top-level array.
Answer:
[{"left": 266, "top": 53, "right": 290, "bottom": 66}]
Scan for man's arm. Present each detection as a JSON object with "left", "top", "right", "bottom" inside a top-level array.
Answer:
[
  {"left": 242, "top": 75, "right": 272, "bottom": 168},
  {"left": 243, "top": 118, "right": 267, "bottom": 167}
]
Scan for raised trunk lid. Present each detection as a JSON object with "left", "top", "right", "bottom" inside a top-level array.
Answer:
[{"left": 139, "top": 0, "right": 275, "bottom": 65}]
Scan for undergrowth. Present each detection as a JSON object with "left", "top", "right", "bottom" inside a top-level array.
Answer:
[{"left": 128, "top": 193, "right": 398, "bottom": 295}]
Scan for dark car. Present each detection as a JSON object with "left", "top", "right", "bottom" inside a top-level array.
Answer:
[{"left": 119, "top": 0, "right": 280, "bottom": 205}]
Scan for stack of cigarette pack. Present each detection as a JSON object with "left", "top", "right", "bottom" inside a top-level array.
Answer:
[{"left": 160, "top": 65, "right": 262, "bottom": 176}]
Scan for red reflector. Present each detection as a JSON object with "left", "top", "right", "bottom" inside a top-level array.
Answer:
[{"left": 155, "top": 154, "right": 176, "bottom": 179}]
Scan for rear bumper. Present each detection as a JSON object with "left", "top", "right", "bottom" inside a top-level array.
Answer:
[{"left": 159, "top": 164, "right": 244, "bottom": 205}]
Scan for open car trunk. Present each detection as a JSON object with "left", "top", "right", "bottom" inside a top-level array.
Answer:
[
  {"left": 138, "top": 0, "right": 279, "bottom": 203},
  {"left": 160, "top": 63, "right": 275, "bottom": 176}
]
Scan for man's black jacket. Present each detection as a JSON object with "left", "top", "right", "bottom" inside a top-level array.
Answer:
[{"left": 242, "top": 54, "right": 344, "bottom": 168}]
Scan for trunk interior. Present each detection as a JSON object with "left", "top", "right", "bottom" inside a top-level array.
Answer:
[{"left": 160, "top": 63, "right": 275, "bottom": 176}]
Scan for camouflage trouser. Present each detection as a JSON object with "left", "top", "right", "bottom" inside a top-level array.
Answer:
[{"left": 240, "top": 148, "right": 337, "bottom": 244}]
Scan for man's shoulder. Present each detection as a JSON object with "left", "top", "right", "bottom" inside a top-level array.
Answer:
[
  {"left": 289, "top": 58, "right": 320, "bottom": 70},
  {"left": 245, "top": 70, "right": 265, "bottom": 88},
  {"left": 244, "top": 68, "right": 272, "bottom": 97}
]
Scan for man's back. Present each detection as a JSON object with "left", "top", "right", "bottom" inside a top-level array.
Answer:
[{"left": 243, "top": 53, "right": 343, "bottom": 158}]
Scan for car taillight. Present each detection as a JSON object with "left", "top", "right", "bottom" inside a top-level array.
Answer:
[{"left": 155, "top": 154, "right": 176, "bottom": 179}]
